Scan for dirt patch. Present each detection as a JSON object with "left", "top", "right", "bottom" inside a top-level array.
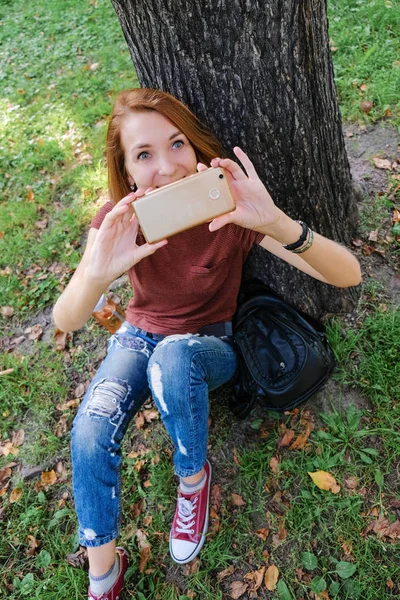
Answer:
[{"left": 344, "top": 122, "right": 399, "bottom": 195}]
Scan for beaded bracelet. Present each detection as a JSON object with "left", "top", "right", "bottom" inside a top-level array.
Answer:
[{"left": 282, "top": 221, "right": 309, "bottom": 251}]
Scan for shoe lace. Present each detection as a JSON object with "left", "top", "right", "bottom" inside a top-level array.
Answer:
[{"left": 176, "top": 496, "right": 198, "bottom": 534}]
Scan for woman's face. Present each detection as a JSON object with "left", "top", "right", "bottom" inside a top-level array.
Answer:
[{"left": 120, "top": 110, "right": 198, "bottom": 190}]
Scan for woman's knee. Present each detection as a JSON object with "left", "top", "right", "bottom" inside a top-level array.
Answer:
[
  {"left": 71, "top": 376, "right": 139, "bottom": 456},
  {"left": 148, "top": 335, "right": 203, "bottom": 381}
]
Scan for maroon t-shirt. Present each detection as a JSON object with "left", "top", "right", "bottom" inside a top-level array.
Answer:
[{"left": 91, "top": 202, "right": 264, "bottom": 334}]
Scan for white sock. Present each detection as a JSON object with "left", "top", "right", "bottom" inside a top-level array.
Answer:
[
  {"left": 180, "top": 470, "right": 207, "bottom": 495},
  {"left": 89, "top": 554, "right": 120, "bottom": 596}
]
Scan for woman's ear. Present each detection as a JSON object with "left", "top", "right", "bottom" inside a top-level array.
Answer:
[{"left": 127, "top": 175, "right": 137, "bottom": 192}]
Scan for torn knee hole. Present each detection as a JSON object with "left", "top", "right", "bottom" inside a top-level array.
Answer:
[{"left": 85, "top": 379, "right": 129, "bottom": 419}]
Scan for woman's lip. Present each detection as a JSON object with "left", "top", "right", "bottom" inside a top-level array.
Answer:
[{"left": 155, "top": 175, "right": 187, "bottom": 189}]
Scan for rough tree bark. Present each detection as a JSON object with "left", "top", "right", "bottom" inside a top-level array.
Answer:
[{"left": 110, "top": 0, "right": 361, "bottom": 318}]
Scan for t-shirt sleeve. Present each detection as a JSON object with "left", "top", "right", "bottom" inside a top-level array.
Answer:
[
  {"left": 90, "top": 202, "right": 114, "bottom": 229},
  {"left": 233, "top": 225, "right": 264, "bottom": 254}
]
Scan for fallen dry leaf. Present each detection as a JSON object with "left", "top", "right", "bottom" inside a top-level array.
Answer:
[
  {"left": 41, "top": 470, "right": 57, "bottom": 486},
  {"left": 372, "top": 517, "right": 400, "bottom": 539},
  {"left": 66, "top": 547, "right": 88, "bottom": 568},
  {"left": 368, "top": 228, "right": 379, "bottom": 242},
  {"left": 131, "top": 498, "right": 145, "bottom": 518},
  {"left": 264, "top": 564, "right": 279, "bottom": 591},
  {"left": 270, "top": 456, "right": 279, "bottom": 474},
  {"left": 231, "top": 493, "right": 246, "bottom": 506},
  {"left": 27, "top": 534, "right": 39, "bottom": 555},
  {"left": 56, "top": 399, "right": 80, "bottom": 411},
  {"left": 387, "top": 579, "right": 394, "bottom": 589},
  {"left": 211, "top": 483, "right": 222, "bottom": 514},
  {"left": 0, "top": 441, "right": 18, "bottom": 457},
  {"left": 35, "top": 218, "right": 48, "bottom": 229},
  {"left": 372, "top": 157, "right": 393, "bottom": 171},
  {"left": 217, "top": 565, "right": 235, "bottom": 581},
  {"left": 28, "top": 324, "right": 43, "bottom": 341},
  {"left": 54, "top": 328, "right": 72, "bottom": 351},
  {"left": 308, "top": 471, "right": 341, "bottom": 494},
  {"left": 9, "top": 488, "right": 23, "bottom": 503},
  {"left": 151, "top": 453, "right": 160, "bottom": 466},
  {"left": 341, "top": 541, "right": 353, "bottom": 558},
  {"left": 343, "top": 476, "right": 359, "bottom": 490},
  {"left": 233, "top": 447, "right": 241, "bottom": 464},
  {"left": 133, "top": 459, "right": 145, "bottom": 473},
  {"left": 360, "top": 100, "right": 373, "bottom": 113},
  {"left": 11, "top": 429, "right": 25, "bottom": 447},
  {"left": 136, "top": 529, "right": 151, "bottom": 572},
  {"left": 55, "top": 414, "right": 68, "bottom": 437},
  {"left": 255, "top": 527, "right": 270, "bottom": 541},
  {"left": 143, "top": 514, "right": 153, "bottom": 527},
  {"left": 142, "top": 409, "right": 159, "bottom": 423},
  {"left": 229, "top": 581, "right": 249, "bottom": 599},
  {"left": 245, "top": 566, "right": 265, "bottom": 591},
  {"left": 1, "top": 306, "right": 14, "bottom": 318},
  {"left": 135, "top": 412, "right": 145, "bottom": 430},
  {"left": 74, "top": 383, "right": 85, "bottom": 398},
  {"left": 278, "top": 429, "right": 295, "bottom": 447},
  {"left": 0, "top": 467, "right": 12, "bottom": 484},
  {"left": 290, "top": 421, "right": 312, "bottom": 450},
  {"left": 143, "top": 480, "right": 152, "bottom": 488}
]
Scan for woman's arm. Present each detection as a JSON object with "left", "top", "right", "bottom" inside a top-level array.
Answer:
[
  {"left": 53, "top": 228, "right": 108, "bottom": 332},
  {"left": 258, "top": 210, "right": 361, "bottom": 288},
  {"left": 53, "top": 190, "right": 167, "bottom": 332},
  {"left": 207, "top": 148, "right": 361, "bottom": 288}
]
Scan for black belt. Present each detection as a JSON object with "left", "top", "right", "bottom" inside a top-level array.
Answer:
[{"left": 197, "top": 321, "right": 233, "bottom": 337}]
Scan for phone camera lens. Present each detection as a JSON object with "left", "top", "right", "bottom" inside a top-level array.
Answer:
[{"left": 219, "top": 174, "right": 224, "bottom": 179}]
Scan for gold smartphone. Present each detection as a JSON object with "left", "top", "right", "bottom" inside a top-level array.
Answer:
[{"left": 132, "top": 167, "right": 235, "bottom": 243}]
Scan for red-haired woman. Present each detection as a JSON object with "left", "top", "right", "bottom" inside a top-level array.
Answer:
[{"left": 54, "top": 88, "right": 361, "bottom": 600}]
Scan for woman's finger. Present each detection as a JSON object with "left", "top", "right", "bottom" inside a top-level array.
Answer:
[
  {"left": 233, "top": 146, "right": 259, "bottom": 179},
  {"left": 208, "top": 210, "right": 236, "bottom": 232},
  {"left": 135, "top": 238, "right": 168, "bottom": 261},
  {"left": 210, "top": 156, "right": 247, "bottom": 181},
  {"left": 197, "top": 162, "right": 208, "bottom": 172}
]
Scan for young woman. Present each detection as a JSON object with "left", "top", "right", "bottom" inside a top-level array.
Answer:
[{"left": 53, "top": 88, "right": 361, "bottom": 600}]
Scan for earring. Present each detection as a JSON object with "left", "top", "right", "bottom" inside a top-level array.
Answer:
[{"left": 129, "top": 184, "right": 136, "bottom": 191}]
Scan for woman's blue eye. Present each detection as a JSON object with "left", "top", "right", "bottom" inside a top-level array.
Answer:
[
  {"left": 137, "top": 151, "right": 150, "bottom": 160},
  {"left": 172, "top": 140, "right": 184, "bottom": 149}
]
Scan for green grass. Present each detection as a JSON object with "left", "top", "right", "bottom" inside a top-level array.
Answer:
[
  {"left": 1, "top": 0, "right": 400, "bottom": 598},
  {"left": 0, "top": 0, "right": 135, "bottom": 316},
  {"left": 328, "top": 0, "right": 400, "bottom": 125}
]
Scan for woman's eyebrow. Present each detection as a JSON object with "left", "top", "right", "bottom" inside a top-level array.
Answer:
[{"left": 132, "top": 131, "right": 182, "bottom": 151}]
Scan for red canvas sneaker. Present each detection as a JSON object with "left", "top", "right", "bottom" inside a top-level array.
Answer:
[
  {"left": 169, "top": 460, "right": 212, "bottom": 564},
  {"left": 88, "top": 547, "right": 129, "bottom": 600}
]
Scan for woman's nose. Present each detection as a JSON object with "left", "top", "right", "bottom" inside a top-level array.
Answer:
[{"left": 157, "top": 156, "right": 177, "bottom": 176}]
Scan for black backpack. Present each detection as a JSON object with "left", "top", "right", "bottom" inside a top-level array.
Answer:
[{"left": 230, "top": 280, "right": 335, "bottom": 418}]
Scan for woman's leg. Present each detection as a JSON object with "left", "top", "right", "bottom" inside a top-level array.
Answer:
[
  {"left": 71, "top": 323, "right": 159, "bottom": 594},
  {"left": 147, "top": 333, "right": 237, "bottom": 563}
]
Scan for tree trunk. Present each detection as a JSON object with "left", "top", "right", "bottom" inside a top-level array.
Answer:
[{"left": 111, "top": 0, "right": 361, "bottom": 318}]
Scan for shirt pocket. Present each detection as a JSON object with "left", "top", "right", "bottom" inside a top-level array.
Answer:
[{"left": 190, "top": 257, "right": 230, "bottom": 296}]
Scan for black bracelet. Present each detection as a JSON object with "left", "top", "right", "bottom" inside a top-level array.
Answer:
[{"left": 282, "top": 221, "right": 309, "bottom": 251}]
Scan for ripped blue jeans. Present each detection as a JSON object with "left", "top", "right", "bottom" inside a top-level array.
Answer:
[{"left": 71, "top": 321, "right": 237, "bottom": 547}]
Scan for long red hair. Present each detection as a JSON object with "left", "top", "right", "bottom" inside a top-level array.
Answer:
[{"left": 106, "top": 88, "right": 224, "bottom": 203}]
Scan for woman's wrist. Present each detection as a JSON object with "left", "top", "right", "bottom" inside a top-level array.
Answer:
[
  {"left": 255, "top": 209, "right": 304, "bottom": 245},
  {"left": 83, "top": 265, "right": 114, "bottom": 291}
]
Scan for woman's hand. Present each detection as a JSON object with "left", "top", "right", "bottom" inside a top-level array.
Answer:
[
  {"left": 199, "top": 147, "right": 281, "bottom": 233},
  {"left": 85, "top": 189, "right": 168, "bottom": 286}
]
